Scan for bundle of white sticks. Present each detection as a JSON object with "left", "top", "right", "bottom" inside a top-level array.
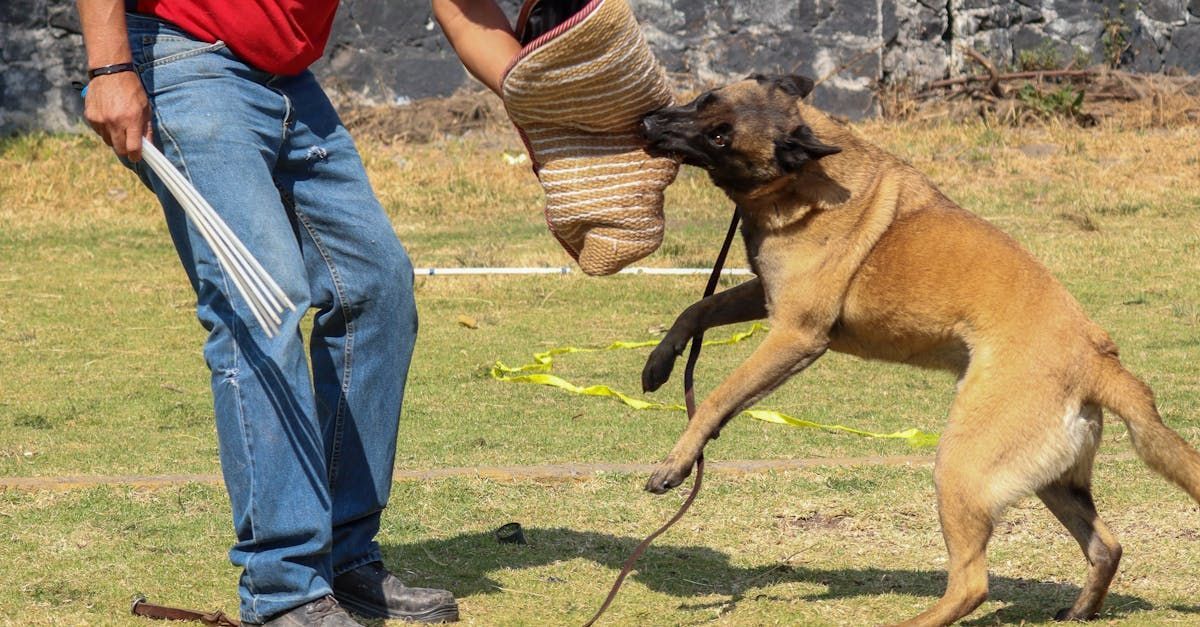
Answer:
[{"left": 141, "top": 138, "right": 296, "bottom": 337}]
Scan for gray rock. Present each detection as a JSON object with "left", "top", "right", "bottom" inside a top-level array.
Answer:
[
  {"left": 881, "top": 0, "right": 899, "bottom": 43},
  {"left": 2, "top": 0, "right": 45, "bottom": 28},
  {"left": 1163, "top": 24, "right": 1200, "bottom": 73},
  {"left": 47, "top": 3, "right": 81, "bottom": 34},
  {"left": 882, "top": 0, "right": 948, "bottom": 85},
  {"left": 812, "top": 84, "right": 878, "bottom": 120},
  {"left": 1140, "top": 0, "right": 1188, "bottom": 23},
  {"left": 1128, "top": 27, "right": 1165, "bottom": 72},
  {"left": 1049, "top": 0, "right": 1103, "bottom": 24},
  {"left": 1, "top": 1, "right": 86, "bottom": 133},
  {"left": 1012, "top": 26, "right": 1052, "bottom": 55}
]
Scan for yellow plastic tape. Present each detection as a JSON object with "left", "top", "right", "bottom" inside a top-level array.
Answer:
[{"left": 491, "top": 323, "right": 939, "bottom": 447}]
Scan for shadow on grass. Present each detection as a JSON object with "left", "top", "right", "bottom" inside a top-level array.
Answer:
[{"left": 382, "top": 527, "right": 1169, "bottom": 624}]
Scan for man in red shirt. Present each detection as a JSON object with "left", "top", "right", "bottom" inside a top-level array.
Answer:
[{"left": 75, "top": 0, "right": 515, "bottom": 624}]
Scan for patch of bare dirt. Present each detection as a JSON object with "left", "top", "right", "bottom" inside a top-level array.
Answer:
[{"left": 775, "top": 511, "right": 852, "bottom": 535}]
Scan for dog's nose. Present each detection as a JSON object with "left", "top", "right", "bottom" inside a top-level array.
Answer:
[{"left": 639, "top": 114, "right": 660, "bottom": 140}]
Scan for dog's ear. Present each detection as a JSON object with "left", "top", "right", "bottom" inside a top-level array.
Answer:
[
  {"left": 748, "top": 73, "right": 816, "bottom": 99},
  {"left": 775, "top": 125, "right": 841, "bottom": 172},
  {"left": 775, "top": 74, "right": 816, "bottom": 98}
]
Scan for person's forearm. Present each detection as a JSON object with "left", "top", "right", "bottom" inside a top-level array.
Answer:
[
  {"left": 78, "top": 0, "right": 134, "bottom": 68},
  {"left": 432, "top": 0, "right": 521, "bottom": 95},
  {"left": 76, "top": 0, "right": 152, "bottom": 160}
]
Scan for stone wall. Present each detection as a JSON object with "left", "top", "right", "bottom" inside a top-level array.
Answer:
[
  {"left": 4, "top": 0, "right": 1199, "bottom": 132},
  {"left": 1, "top": 0, "right": 87, "bottom": 132}
]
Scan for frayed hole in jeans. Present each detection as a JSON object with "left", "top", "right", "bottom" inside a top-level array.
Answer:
[
  {"left": 217, "top": 367, "right": 240, "bottom": 386},
  {"left": 305, "top": 145, "right": 329, "bottom": 161}
]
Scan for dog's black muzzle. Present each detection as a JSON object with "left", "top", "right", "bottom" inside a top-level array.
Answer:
[
  {"left": 638, "top": 113, "right": 663, "bottom": 142},
  {"left": 639, "top": 105, "right": 705, "bottom": 165},
  {"left": 639, "top": 98, "right": 698, "bottom": 139},
  {"left": 638, "top": 110, "right": 680, "bottom": 145}
]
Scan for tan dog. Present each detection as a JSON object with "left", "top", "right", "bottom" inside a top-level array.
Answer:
[{"left": 637, "top": 74, "right": 1200, "bottom": 626}]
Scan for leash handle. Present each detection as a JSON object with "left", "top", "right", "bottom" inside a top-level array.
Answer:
[{"left": 582, "top": 208, "right": 742, "bottom": 627}]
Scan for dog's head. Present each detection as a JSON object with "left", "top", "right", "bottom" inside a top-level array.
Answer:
[{"left": 640, "top": 74, "right": 841, "bottom": 194}]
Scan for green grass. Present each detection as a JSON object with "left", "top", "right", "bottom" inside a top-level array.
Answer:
[
  {"left": 3, "top": 460, "right": 1199, "bottom": 625},
  {"left": 1, "top": 119, "right": 1199, "bottom": 624}
]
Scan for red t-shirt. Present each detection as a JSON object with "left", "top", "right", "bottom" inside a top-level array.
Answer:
[{"left": 133, "top": 0, "right": 338, "bottom": 75}]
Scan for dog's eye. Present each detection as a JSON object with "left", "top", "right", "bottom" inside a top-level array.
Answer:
[{"left": 707, "top": 125, "right": 732, "bottom": 148}]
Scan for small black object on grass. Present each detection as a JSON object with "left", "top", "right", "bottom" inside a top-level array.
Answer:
[{"left": 495, "top": 522, "right": 527, "bottom": 545}]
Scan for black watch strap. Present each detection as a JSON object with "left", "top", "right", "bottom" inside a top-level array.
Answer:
[{"left": 87, "top": 62, "right": 137, "bottom": 79}]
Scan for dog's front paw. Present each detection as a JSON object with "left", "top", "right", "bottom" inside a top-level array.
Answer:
[
  {"left": 642, "top": 342, "right": 680, "bottom": 392},
  {"left": 645, "top": 455, "right": 694, "bottom": 494}
]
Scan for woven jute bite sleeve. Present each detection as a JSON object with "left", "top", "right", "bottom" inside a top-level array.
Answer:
[{"left": 502, "top": 0, "right": 679, "bottom": 276}]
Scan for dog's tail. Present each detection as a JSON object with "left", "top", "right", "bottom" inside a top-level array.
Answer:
[{"left": 1091, "top": 355, "right": 1200, "bottom": 504}]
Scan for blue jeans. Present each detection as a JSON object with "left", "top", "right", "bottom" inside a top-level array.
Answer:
[{"left": 123, "top": 15, "right": 417, "bottom": 623}]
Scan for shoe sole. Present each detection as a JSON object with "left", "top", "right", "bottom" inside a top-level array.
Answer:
[{"left": 337, "top": 596, "right": 460, "bottom": 624}]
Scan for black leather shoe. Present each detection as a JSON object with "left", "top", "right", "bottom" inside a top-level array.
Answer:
[
  {"left": 258, "top": 596, "right": 363, "bottom": 626},
  {"left": 333, "top": 562, "right": 459, "bottom": 623}
]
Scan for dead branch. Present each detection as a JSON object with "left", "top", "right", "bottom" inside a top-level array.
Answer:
[
  {"left": 962, "top": 47, "right": 1005, "bottom": 98},
  {"left": 923, "top": 69, "right": 1098, "bottom": 92}
]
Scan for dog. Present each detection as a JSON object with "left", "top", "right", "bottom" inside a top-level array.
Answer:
[{"left": 637, "top": 74, "right": 1200, "bottom": 626}]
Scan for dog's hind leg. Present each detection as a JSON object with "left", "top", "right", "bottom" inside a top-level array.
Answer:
[
  {"left": 896, "top": 442, "right": 996, "bottom": 627},
  {"left": 1037, "top": 481, "right": 1122, "bottom": 621},
  {"left": 899, "top": 381, "right": 1083, "bottom": 627},
  {"left": 1026, "top": 401, "right": 1121, "bottom": 621},
  {"left": 643, "top": 278, "right": 766, "bottom": 392}
]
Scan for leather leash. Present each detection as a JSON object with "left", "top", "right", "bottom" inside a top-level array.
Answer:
[
  {"left": 131, "top": 596, "right": 241, "bottom": 626},
  {"left": 582, "top": 207, "right": 742, "bottom": 627}
]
